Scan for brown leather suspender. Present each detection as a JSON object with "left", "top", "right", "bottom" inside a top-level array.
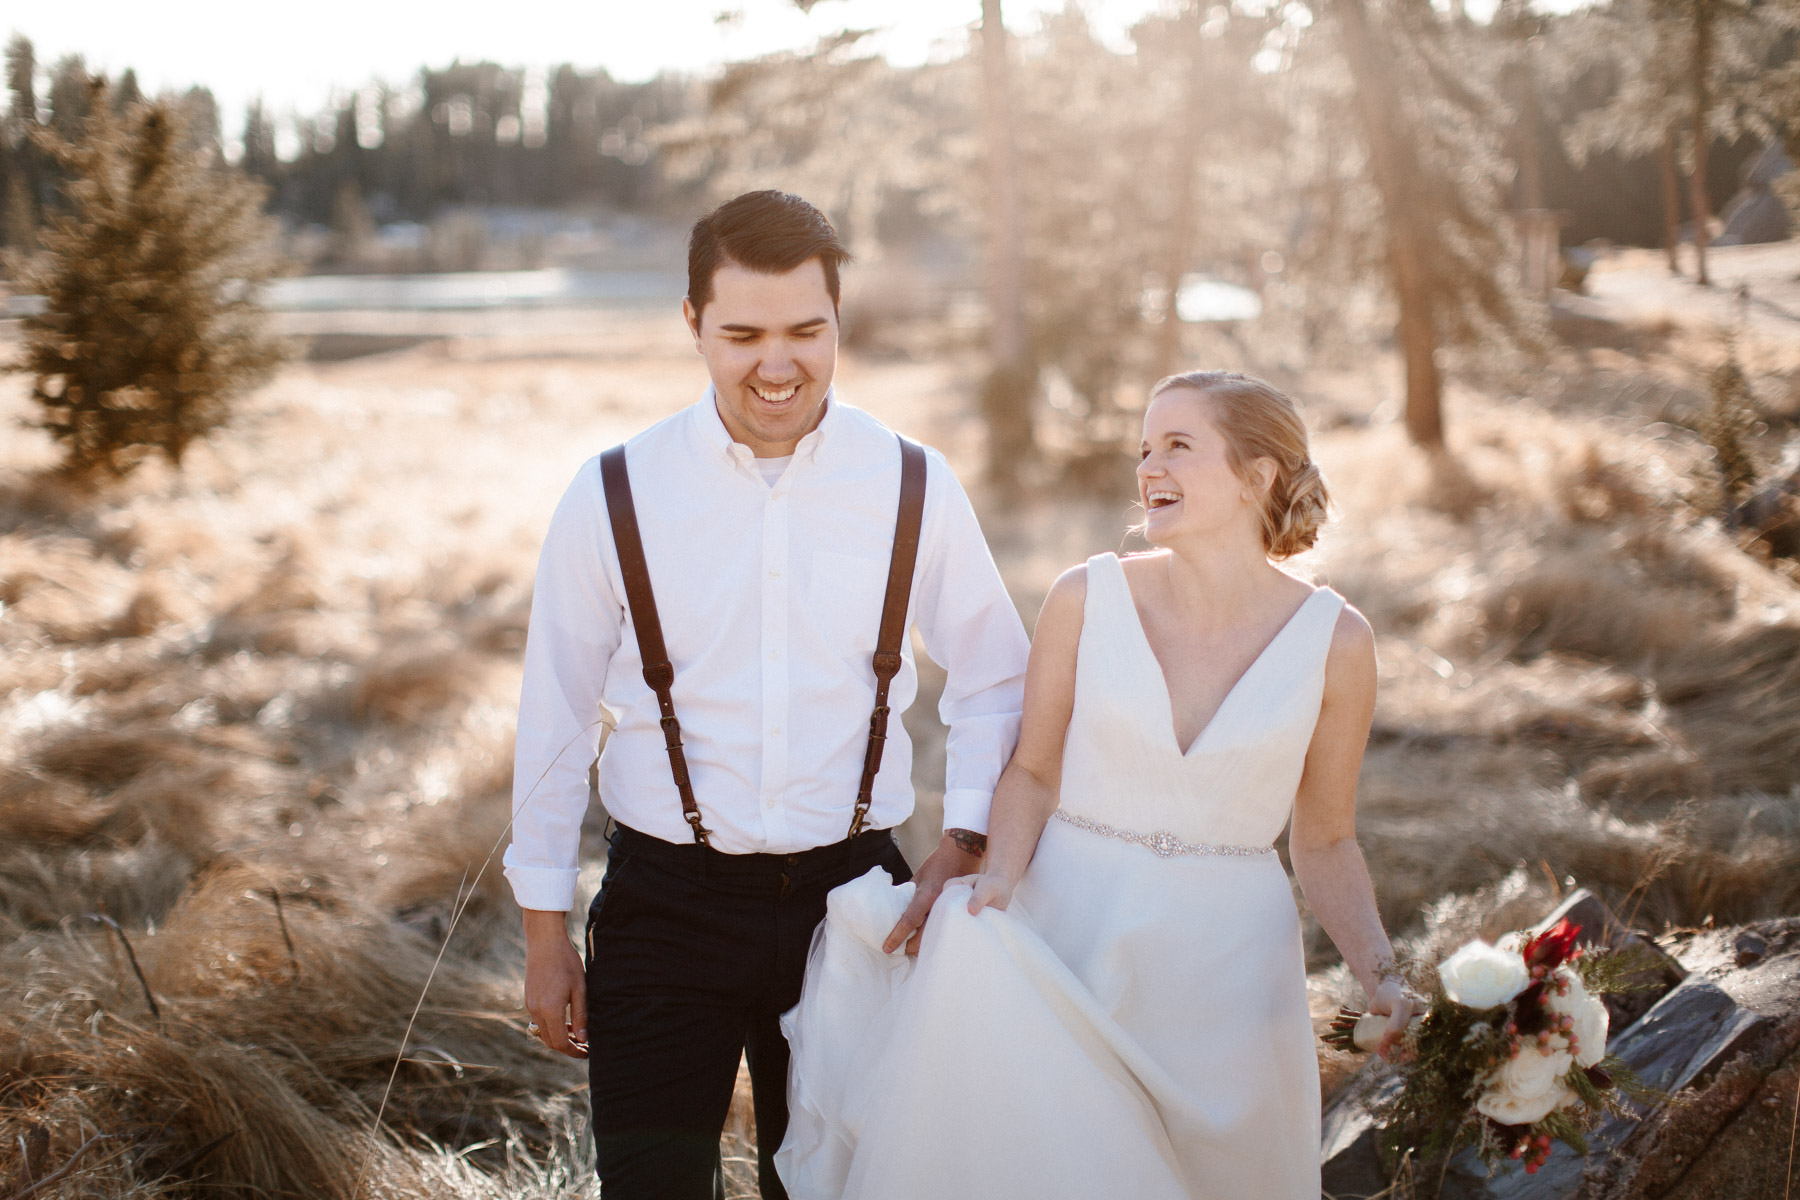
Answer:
[
  {"left": 850, "top": 436, "right": 927, "bottom": 836},
  {"left": 601, "top": 444, "right": 711, "bottom": 845},
  {"left": 599, "top": 434, "right": 928, "bottom": 846}
]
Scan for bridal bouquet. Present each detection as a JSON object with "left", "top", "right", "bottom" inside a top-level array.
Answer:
[{"left": 1325, "top": 918, "right": 1656, "bottom": 1174}]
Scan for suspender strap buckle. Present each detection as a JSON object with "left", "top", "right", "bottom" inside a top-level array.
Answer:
[{"left": 684, "top": 809, "right": 713, "bottom": 847}]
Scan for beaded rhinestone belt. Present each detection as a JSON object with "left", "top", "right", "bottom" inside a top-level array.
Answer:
[{"left": 1052, "top": 809, "right": 1275, "bottom": 859}]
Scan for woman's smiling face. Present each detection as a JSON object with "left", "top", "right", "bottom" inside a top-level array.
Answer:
[{"left": 1136, "top": 387, "right": 1269, "bottom": 548}]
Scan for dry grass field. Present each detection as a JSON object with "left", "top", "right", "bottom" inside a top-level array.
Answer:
[{"left": 2, "top": 244, "right": 1798, "bottom": 1197}]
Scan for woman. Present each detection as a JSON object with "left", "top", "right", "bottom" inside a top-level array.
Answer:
[{"left": 776, "top": 371, "right": 1415, "bottom": 1200}]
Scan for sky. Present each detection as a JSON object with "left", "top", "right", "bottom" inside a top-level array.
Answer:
[
  {"left": 11, "top": 0, "right": 1585, "bottom": 150},
  {"left": 9, "top": 0, "right": 1162, "bottom": 141}
]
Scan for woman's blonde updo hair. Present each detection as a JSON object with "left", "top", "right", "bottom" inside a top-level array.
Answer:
[{"left": 1148, "top": 370, "right": 1330, "bottom": 560}]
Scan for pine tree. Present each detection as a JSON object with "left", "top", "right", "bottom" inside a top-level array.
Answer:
[
  {"left": 978, "top": 0, "right": 1034, "bottom": 486},
  {"left": 1318, "top": 0, "right": 1532, "bottom": 448},
  {"left": 1558, "top": 0, "right": 1691, "bottom": 272},
  {"left": 8, "top": 80, "right": 286, "bottom": 480},
  {"left": 240, "top": 98, "right": 280, "bottom": 186},
  {"left": 2, "top": 34, "right": 40, "bottom": 254},
  {"left": 1569, "top": 0, "right": 1794, "bottom": 284},
  {"left": 1703, "top": 337, "right": 1759, "bottom": 518}
]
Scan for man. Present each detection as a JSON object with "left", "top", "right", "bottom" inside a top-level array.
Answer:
[{"left": 505, "top": 190, "right": 1030, "bottom": 1200}]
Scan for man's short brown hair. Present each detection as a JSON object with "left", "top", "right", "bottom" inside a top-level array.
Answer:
[{"left": 687, "top": 191, "right": 852, "bottom": 322}]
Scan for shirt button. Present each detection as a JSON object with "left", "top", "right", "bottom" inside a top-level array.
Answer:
[
  {"left": 768, "top": 569, "right": 780, "bottom": 578},
  {"left": 770, "top": 726, "right": 782, "bottom": 736},
  {"left": 768, "top": 650, "right": 779, "bottom": 661}
]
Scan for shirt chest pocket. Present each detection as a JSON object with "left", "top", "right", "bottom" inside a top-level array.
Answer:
[{"left": 807, "top": 549, "right": 891, "bottom": 661}]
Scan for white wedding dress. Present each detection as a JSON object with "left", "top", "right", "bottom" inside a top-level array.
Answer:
[{"left": 776, "top": 552, "right": 1344, "bottom": 1200}]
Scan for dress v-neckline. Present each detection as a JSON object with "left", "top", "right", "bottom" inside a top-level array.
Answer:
[{"left": 1111, "top": 555, "right": 1326, "bottom": 757}]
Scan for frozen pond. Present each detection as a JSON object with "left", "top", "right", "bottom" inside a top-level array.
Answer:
[{"left": 267, "top": 268, "right": 687, "bottom": 311}]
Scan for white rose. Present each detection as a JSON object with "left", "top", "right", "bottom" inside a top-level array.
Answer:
[
  {"left": 1476, "top": 1044, "right": 1576, "bottom": 1125},
  {"left": 1546, "top": 967, "right": 1610, "bottom": 1068},
  {"left": 1439, "top": 940, "right": 1531, "bottom": 1010}
]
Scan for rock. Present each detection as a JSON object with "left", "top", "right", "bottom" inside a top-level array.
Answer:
[
  {"left": 1319, "top": 1073, "right": 1402, "bottom": 1200},
  {"left": 1319, "top": 903, "right": 1800, "bottom": 1200},
  {"left": 1594, "top": 1013, "right": 1800, "bottom": 1199}
]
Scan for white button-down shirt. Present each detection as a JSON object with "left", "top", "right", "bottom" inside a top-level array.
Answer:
[{"left": 503, "top": 390, "right": 1030, "bottom": 913}]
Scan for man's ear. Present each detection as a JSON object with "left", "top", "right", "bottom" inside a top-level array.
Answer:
[{"left": 682, "top": 297, "right": 702, "bottom": 350}]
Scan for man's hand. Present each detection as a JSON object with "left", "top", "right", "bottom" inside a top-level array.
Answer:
[
  {"left": 882, "top": 828, "right": 986, "bottom": 955},
  {"left": 522, "top": 909, "right": 589, "bottom": 1059}
]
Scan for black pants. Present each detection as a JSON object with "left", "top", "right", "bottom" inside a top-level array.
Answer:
[{"left": 586, "top": 823, "right": 912, "bottom": 1200}]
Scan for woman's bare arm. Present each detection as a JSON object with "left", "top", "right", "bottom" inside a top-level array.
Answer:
[
  {"left": 1288, "top": 604, "right": 1417, "bottom": 1052},
  {"left": 966, "top": 564, "right": 1086, "bottom": 912}
]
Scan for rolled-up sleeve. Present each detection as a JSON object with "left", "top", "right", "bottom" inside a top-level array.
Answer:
[
  {"left": 911, "top": 454, "right": 1030, "bottom": 835},
  {"left": 503, "top": 460, "right": 621, "bottom": 912}
]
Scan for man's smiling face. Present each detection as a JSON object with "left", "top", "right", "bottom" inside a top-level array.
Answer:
[{"left": 684, "top": 257, "right": 838, "bottom": 457}]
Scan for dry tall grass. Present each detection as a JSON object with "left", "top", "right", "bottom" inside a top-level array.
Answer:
[{"left": 2, "top": 301, "right": 1796, "bottom": 1196}]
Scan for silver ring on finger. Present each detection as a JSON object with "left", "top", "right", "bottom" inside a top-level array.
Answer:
[{"left": 526, "top": 1021, "right": 543, "bottom": 1039}]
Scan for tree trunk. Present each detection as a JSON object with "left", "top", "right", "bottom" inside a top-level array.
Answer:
[
  {"left": 1154, "top": 1, "right": 1207, "bottom": 380},
  {"left": 1514, "top": 52, "right": 1543, "bottom": 211},
  {"left": 1332, "top": 0, "right": 1445, "bottom": 448},
  {"left": 980, "top": 0, "right": 1034, "bottom": 483},
  {"left": 1689, "top": 5, "right": 1713, "bottom": 287},
  {"left": 1660, "top": 126, "right": 1682, "bottom": 274}
]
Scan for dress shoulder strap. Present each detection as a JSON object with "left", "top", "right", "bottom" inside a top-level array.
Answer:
[{"left": 1083, "top": 552, "right": 1129, "bottom": 613}]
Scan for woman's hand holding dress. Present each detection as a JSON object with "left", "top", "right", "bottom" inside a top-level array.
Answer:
[{"left": 962, "top": 872, "right": 1015, "bottom": 914}]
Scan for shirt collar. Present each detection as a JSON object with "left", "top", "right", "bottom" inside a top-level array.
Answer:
[{"left": 692, "top": 385, "right": 840, "bottom": 467}]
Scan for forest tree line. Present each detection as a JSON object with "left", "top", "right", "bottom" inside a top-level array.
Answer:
[
  {"left": 2, "top": 8, "right": 1792, "bottom": 252},
  {"left": 3, "top": 0, "right": 1799, "bottom": 463}
]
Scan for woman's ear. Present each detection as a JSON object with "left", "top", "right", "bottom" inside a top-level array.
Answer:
[{"left": 1246, "top": 457, "right": 1277, "bottom": 501}]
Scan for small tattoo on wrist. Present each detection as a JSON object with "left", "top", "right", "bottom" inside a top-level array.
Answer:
[{"left": 947, "top": 828, "right": 987, "bottom": 857}]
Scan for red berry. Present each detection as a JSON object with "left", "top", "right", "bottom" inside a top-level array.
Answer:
[
  {"left": 1509, "top": 1145, "right": 1524, "bottom": 1160},
  {"left": 1526, "top": 1162, "right": 1540, "bottom": 1174}
]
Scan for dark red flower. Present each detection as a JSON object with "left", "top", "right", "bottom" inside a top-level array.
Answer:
[
  {"left": 1523, "top": 917, "right": 1582, "bottom": 970},
  {"left": 1511, "top": 981, "right": 1552, "bottom": 1034}
]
